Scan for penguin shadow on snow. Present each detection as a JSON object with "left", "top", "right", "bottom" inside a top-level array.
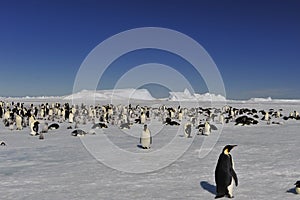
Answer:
[
  {"left": 200, "top": 181, "right": 216, "bottom": 195},
  {"left": 286, "top": 188, "right": 297, "bottom": 195},
  {"left": 136, "top": 144, "right": 151, "bottom": 149}
]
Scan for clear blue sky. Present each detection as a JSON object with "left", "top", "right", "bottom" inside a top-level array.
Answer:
[{"left": 0, "top": 0, "right": 299, "bottom": 99}]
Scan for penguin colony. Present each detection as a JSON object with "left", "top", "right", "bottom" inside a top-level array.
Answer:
[
  {"left": 1, "top": 100, "right": 300, "bottom": 198},
  {"left": 1, "top": 101, "right": 299, "bottom": 141}
]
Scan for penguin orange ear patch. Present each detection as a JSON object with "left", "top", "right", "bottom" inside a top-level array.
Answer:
[{"left": 224, "top": 148, "right": 229, "bottom": 155}]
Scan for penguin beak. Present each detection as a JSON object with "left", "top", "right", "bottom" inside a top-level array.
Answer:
[
  {"left": 231, "top": 145, "right": 237, "bottom": 150},
  {"left": 227, "top": 145, "right": 237, "bottom": 152}
]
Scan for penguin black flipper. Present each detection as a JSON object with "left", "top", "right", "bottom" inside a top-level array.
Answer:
[
  {"left": 230, "top": 167, "right": 238, "bottom": 186},
  {"left": 229, "top": 154, "right": 238, "bottom": 186}
]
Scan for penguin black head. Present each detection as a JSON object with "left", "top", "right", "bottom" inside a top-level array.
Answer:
[
  {"left": 222, "top": 145, "right": 237, "bottom": 155},
  {"left": 295, "top": 181, "right": 300, "bottom": 187}
]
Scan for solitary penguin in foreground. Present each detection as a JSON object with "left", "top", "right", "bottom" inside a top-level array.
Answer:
[
  {"left": 215, "top": 145, "right": 238, "bottom": 199},
  {"left": 295, "top": 181, "right": 300, "bottom": 194}
]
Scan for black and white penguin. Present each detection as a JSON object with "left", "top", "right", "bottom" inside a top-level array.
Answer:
[
  {"left": 261, "top": 111, "right": 271, "bottom": 121},
  {"left": 91, "top": 123, "right": 108, "bottom": 129},
  {"left": 295, "top": 181, "right": 300, "bottom": 194},
  {"left": 30, "top": 121, "right": 40, "bottom": 136},
  {"left": 71, "top": 129, "right": 87, "bottom": 137},
  {"left": 165, "top": 117, "right": 180, "bottom": 126},
  {"left": 15, "top": 113, "right": 23, "bottom": 130},
  {"left": 184, "top": 122, "right": 192, "bottom": 138},
  {"left": 140, "top": 112, "right": 146, "bottom": 124},
  {"left": 140, "top": 124, "right": 152, "bottom": 149},
  {"left": 235, "top": 116, "right": 258, "bottom": 126},
  {"left": 120, "top": 122, "right": 131, "bottom": 129},
  {"left": 203, "top": 121, "right": 211, "bottom": 136},
  {"left": 48, "top": 123, "right": 59, "bottom": 130},
  {"left": 69, "top": 111, "right": 74, "bottom": 123},
  {"left": 219, "top": 114, "right": 224, "bottom": 124},
  {"left": 215, "top": 145, "right": 238, "bottom": 199},
  {"left": 0, "top": 141, "right": 6, "bottom": 146}
]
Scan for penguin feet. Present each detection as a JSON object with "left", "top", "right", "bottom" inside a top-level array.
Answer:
[
  {"left": 215, "top": 194, "right": 234, "bottom": 199},
  {"left": 215, "top": 195, "right": 225, "bottom": 199}
]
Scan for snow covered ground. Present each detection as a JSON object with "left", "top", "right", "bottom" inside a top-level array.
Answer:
[{"left": 1, "top": 96, "right": 300, "bottom": 199}]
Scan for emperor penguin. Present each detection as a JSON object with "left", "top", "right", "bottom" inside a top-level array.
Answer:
[
  {"left": 184, "top": 122, "right": 192, "bottom": 138},
  {"left": 48, "top": 108, "right": 53, "bottom": 117},
  {"left": 71, "top": 129, "right": 87, "bottom": 137},
  {"left": 293, "top": 111, "right": 299, "bottom": 118},
  {"left": 15, "top": 113, "right": 23, "bottom": 130},
  {"left": 140, "top": 112, "right": 146, "bottom": 124},
  {"left": 4, "top": 109, "right": 10, "bottom": 120},
  {"left": 219, "top": 114, "right": 224, "bottom": 125},
  {"left": 295, "top": 181, "right": 300, "bottom": 194},
  {"left": 215, "top": 145, "right": 238, "bottom": 199},
  {"left": 178, "top": 110, "right": 183, "bottom": 121},
  {"left": 48, "top": 123, "right": 59, "bottom": 130},
  {"left": 69, "top": 111, "right": 74, "bottom": 123},
  {"left": 28, "top": 115, "right": 35, "bottom": 128},
  {"left": 262, "top": 112, "right": 271, "bottom": 121},
  {"left": 40, "top": 108, "right": 45, "bottom": 119},
  {"left": 203, "top": 121, "right": 211, "bottom": 136},
  {"left": 30, "top": 120, "right": 40, "bottom": 136},
  {"left": 140, "top": 124, "right": 152, "bottom": 149}
]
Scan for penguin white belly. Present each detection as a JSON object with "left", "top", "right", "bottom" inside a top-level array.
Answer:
[
  {"left": 228, "top": 178, "right": 234, "bottom": 197},
  {"left": 178, "top": 113, "right": 183, "bottom": 121},
  {"left": 140, "top": 115, "right": 146, "bottom": 124},
  {"left": 141, "top": 130, "right": 150, "bottom": 148},
  {"left": 69, "top": 114, "right": 74, "bottom": 123},
  {"left": 30, "top": 123, "right": 36, "bottom": 135},
  {"left": 203, "top": 123, "right": 211, "bottom": 136},
  {"left": 219, "top": 114, "right": 224, "bottom": 124},
  {"left": 16, "top": 116, "right": 22, "bottom": 130},
  {"left": 296, "top": 187, "right": 300, "bottom": 194}
]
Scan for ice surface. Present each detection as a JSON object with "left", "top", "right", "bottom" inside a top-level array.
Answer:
[{"left": 0, "top": 99, "right": 300, "bottom": 199}]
